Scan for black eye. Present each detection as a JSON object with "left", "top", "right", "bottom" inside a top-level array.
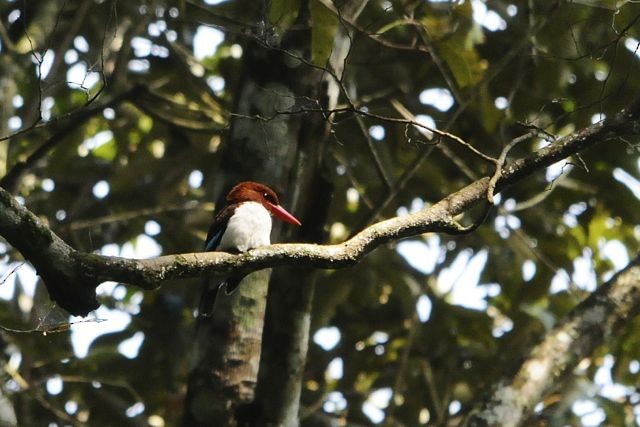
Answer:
[{"left": 263, "top": 192, "right": 274, "bottom": 202}]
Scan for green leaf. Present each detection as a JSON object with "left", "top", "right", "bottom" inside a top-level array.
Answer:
[
  {"left": 436, "top": 38, "right": 485, "bottom": 88},
  {"left": 571, "top": 0, "right": 620, "bottom": 9},
  {"left": 477, "top": 86, "right": 500, "bottom": 133},
  {"left": 310, "top": 0, "right": 338, "bottom": 66},
  {"left": 92, "top": 140, "right": 117, "bottom": 161},
  {"left": 269, "top": 0, "right": 301, "bottom": 35},
  {"left": 139, "top": 115, "right": 153, "bottom": 133},
  {"left": 377, "top": 19, "right": 409, "bottom": 35}
]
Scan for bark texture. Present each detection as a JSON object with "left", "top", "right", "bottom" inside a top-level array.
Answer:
[
  {"left": 466, "top": 258, "right": 640, "bottom": 427},
  {"left": 184, "top": 270, "right": 270, "bottom": 426},
  {"left": 182, "top": 7, "right": 314, "bottom": 423},
  {"left": 254, "top": 2, "right": 369, "bottom": 425}
]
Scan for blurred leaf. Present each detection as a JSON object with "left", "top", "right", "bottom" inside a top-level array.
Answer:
[
  {"left": 2, "top": 0, "right": 640, "bottom": 425},
  {"left": 436, "top": 38, "right": 485, "bottom": 88},
  {"left": 92, "top": 140, "right": 117, "bottom": 161},
  {"left": 572, "top": 0, "right": 620, "bottom": 9},
  {"left": 269, "top": 0, "right": 301, "bottom": 34},
  {"left": 310, "top": 0, "right": 339, "bottom": 66}
]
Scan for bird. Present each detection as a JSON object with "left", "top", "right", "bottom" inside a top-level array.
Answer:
[{"left": 198, "top": 181, "right": 301, "bottom": 319}]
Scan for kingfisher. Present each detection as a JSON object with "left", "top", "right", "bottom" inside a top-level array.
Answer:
[{"left": 198, "top": 181, "right": 301, "bottom": 317}]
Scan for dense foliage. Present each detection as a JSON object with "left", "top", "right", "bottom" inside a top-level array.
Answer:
[{"left": 1, "top": 0, "right": 640, "bottom": 425}]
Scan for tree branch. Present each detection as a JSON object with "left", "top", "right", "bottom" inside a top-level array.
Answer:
[
  {"left": 0, "top": 97, "right": 639, "bottom": 315},
  {"left": 465, "top": 256, "right": 640, "bottom": 427},
  {"left": 0, "top": 85, "right": 144, "bottom": 192}
]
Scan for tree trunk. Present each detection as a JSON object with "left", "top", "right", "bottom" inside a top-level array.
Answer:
[
  {"left": 254, "top": 2, "right": 369, "bottom": 425},
  {"left": 183, "top": 4, "right": 318, "bottom": 424},
  {"left": 0, "top": 54, "right": 16, "bottom": 183},
  {"left": 184, "top": 270, "right": 270, "bottom": 426}
]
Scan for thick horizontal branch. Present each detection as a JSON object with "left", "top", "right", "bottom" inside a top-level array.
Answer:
[
  {"left": 466, "top": 257, "right": 640, "bottom": 427},
  {"left": 77, "top": 210, "right": 454, "bottom": 288},
  {"left": 0, "top": 97, "right": 639, "bottom": 315}
]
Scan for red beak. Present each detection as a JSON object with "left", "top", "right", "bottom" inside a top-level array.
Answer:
[{"left": 268, "top": 203, "right": 302, "bottom": 226}]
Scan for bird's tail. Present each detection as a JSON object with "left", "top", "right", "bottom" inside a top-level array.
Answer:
[
  {"left": 196, "top": 277, "right": 221, "bottom": 323},
  {"left": 222, "top": 275, "right": 244, "bottom": 294},
  {"left": 196, "top": 275, "right": 245, "bottom": 322}
]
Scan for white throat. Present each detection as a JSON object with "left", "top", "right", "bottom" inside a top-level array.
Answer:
[{"left": 218, "top": 201, "right": 272, "bottom": 252}]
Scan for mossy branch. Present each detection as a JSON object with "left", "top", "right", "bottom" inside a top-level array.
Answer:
[{"left": 465, "top": 258, "right": 640, "bottom": 427}]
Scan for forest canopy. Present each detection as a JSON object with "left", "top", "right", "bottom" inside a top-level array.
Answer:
[{"left": 1, "top": 0, "right": 640, "bottom": 426}]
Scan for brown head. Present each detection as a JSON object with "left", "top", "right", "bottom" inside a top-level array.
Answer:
[{"left": 226, "top": 181, "right": 301, "bottom": 226}]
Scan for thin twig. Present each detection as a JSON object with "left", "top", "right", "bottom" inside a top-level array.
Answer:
[
  {"left": 487, "top": 132, "right": 538, "bottom": 203},
  {"left": 0, "top": 317, "right": 105, "bottom": 334},
  {"left": 68, "top": 202, "right": 215, "bottom": 230},
  {"left": 361, "top": 0, "right": 563, "bottom": 227},
  {"left": 0, "top": 262, "right": 24, "bottom": 286},
  {"left": 0, "top": 86, "right": 144, "bottom": 191}
]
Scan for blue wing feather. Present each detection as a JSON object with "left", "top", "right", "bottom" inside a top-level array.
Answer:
[
  {"left": 197, "top": 204, "right": 244, "bottom": 322},
  {"left": 204, "top": 228, "right": 223, "bottom": 251},
  {"left": 198, "top": 209, "right": 230, "bottom": 322},
  {"left": 204, "top": 206, "right": 232, "bottom": 251}
]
